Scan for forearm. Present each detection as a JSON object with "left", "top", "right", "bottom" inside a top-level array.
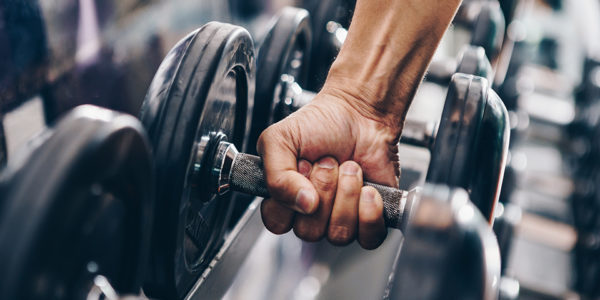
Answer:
[{"left": 322, "top": 0, "right": 462, "bottom": 130}]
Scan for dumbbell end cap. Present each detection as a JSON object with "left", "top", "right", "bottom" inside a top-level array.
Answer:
[{"left": 212, "top": 141, "right": 238, "bottom": 195}]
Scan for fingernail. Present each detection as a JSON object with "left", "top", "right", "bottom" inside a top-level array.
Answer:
[
  {"left": 298, "top": 160, "right": 312, "bottom": 177},
  {"left": 362, "top": 188, "right": 375, "bottom": 203},
  {"left": 317, "top": 157, "right": 336, "bottom": 169},
  {"left": 341, "top": 162, "right": 360, "bottom": 175},
  {"left": 296, "top": 189, "right": 316, "bottom": 213}
]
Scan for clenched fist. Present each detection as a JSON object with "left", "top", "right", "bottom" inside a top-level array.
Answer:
[{"left": 257, "top": 90, "right": 401, "bottom": 249}]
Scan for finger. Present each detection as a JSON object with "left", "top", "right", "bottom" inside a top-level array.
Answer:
[
  {"left": 257, "top": 124, "right": 319, "bottom": 214},
  {"left": 358, "top": 141, "right": 400, "bottom": 187},
  {"left": 298, "top": 159, "right": 312, "bottom": 178},
  {"left": 294, "top": 157, "right": 339, "bottom": 242},
  {"left": 327, "top": 161, "right": 362, "bottom": 246},
  {"left": 357, "top": 186, "right": 387, "bottom": 250},
  {"left": 261, "top": 198, "right": 295, "bottom": 234}
]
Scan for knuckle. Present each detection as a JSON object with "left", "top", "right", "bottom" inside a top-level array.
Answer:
[
  {"left": 312, "top": 175, "right": 337, "bottom": 193},
  {"left": 294, "top": 222, "right": 325, "bottom": 242},
  {"left": 338, "top": 182, "right": 361, "bottom": 198},
  {"left": 327, "top": 224, "right": 354, "bottom": 245}
]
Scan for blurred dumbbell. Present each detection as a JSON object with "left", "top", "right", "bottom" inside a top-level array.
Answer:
[
  {"left": 576, "top": 57, "right": 600, "bottom": 107},
  {"left": 493, "top": 202, "right": 522, "bottom": 273},
  {"left": 0, "top": 0, "right": 48, "bottom": 113},
  {"left": 427, "top": 45, "right": 494, "bottom": 85},
  {"left": 0, "top": 105, "right": 153, "bottom": 300},
  {"left": 453, "top": 0, "right": 506, "bottom": 64},
  {"left": 251, "top": 7, "right": 510, "bottom": 224},
  {"left": 301, "top": 0, "right": 355, "bottom": 90},
  {"left": 385, "top": 185, "right": 501, "bottom": 300}
]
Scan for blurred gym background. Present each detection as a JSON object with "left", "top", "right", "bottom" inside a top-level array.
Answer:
[{"left": 1, "top": 0, "right": 600, "bottom": 299}]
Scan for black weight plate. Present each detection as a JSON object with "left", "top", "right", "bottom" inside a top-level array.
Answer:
[
  {"left": 470, "top": 86, "right": 509, "bottom": 224},
  {"left": 0, "top": 105, "right": 154, "bottom": 299},
  {"left": 0, "top": 117, "right": 6, "bottom": 168},
  {"left": 0, "top": 0, "right": 48, "bottom": 113},
  {"left": 139, "top": 22, "right": 254, "bottom": 299},
  {"left": 456, "top": 46, "right": 493, "bottom": 83},
  {"left": 250, "top": 7, "right": 312, "bottom": 154},
  {"left": 427, "top": 74, "right": 509, "bottom": 223},
  {"left": 471, "top": 1, "right": 505, "bottom": 63},
  {"left": 304, "top": 0, "right": 355, "bottom": 90}
]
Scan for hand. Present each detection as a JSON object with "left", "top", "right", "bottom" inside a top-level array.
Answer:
[{"left": 257, "top": 89, "right": 401, "bottom": 249}]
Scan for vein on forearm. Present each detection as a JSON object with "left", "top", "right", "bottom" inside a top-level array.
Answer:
[{"left": 324, "top": 0, "right": 462, "bottom": 127}]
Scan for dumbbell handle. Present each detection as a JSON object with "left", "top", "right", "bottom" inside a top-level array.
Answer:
[{"left": 214, "top": 142, "right": 411, "bottom": 229}]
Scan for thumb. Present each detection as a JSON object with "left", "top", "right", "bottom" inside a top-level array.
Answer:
[{"left": 257, "top": 124, "right": 319, "bottom": 214}]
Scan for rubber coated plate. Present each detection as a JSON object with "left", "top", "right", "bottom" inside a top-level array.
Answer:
[
  {"left": 427, "top": 74, "right": 509, "bottom": 223},
  {"left": 139, "top": 22, "right": 254, "bottom": 299},
  {"left": 0, "top": 105, "right": 154, "bottom": 299},
  {"left": 250, "top": 7, "right": 312, "bottom": 154},
  {"left": 305, "top": 0, "right": 355, "bottom": 90},
  {"left": 471, "top": 1, "right": 505, "bottom": 63}
]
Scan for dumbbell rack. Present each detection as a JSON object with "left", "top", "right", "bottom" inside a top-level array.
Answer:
[{"left": 183, "top": 198, "right": 264, "bottom": 300}]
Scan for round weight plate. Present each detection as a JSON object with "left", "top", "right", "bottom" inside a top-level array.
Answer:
[
  {"left": 471, "top": 1, "right": 505, "bottom": 63},
  {"left": 427, "top": 74, "right": 509, "bottom": 223},
  {"left": 456, "top": 46, "right": 493, "bottom": 83},
  {"left": 470, "top": 88, "right": 509, "bottom": 224},
  {"left": 304, "top": 0, "right": 355, "bottom": 90},
  {"left": 249, "top": 7, "right": 312, "bottom": 154},
  {"left": 427, "top": 74, "right": 485, "bottom": 191},
  {"left": 0, "top": 105, "right": 154, "bottom": 299},
  {"left": 139, "top": 22, "right": 254, "bottom": 299}
]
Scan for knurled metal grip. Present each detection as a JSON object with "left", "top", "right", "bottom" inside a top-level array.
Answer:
[
  {"left": 220, "top": 142, "right": 410, "bottom": 229},
  {"left": 230, "top": 153, "right": 270, "bottom": 198}
]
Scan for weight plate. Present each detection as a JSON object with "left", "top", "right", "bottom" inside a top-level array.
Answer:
[
  {"left": 470, "top": 86, "right": 509, "bottom": 224},
  {"left": 304, "top": 0, "right": 355, "bottom": 90},
  {"left": 250, "top": 7, "right": 312, "bottom": 154},
  {"left": 0, "top": 117, "right": 6, "bottom": 168},
  {"left": 139, "top": 22, "right": 254, "bottom": 299},
  {"left": 456, "top": 46, "right": 493, "bottom": 83},
  {"left": 390, "top": 184, "right": 501, "bottom": 300},
  {"left": 471, "top": 1, "right": 505, "bottom": 63},
  {"left": 427, "top": 74, "right": 509, "bottom": 223},
  {"left": 0, "top": 105, "right": 154, "bottom": 299}
]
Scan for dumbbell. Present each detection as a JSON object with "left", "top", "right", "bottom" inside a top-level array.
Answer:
[
  {"left": 138, "top": 19, "right": 505, "bottom": 298},
  {"left": 386, "top": 185, "right": 501, "bottom": 300},
  {"left": 301, "top": 0, "right": 355, "bottom": 90},
  {"left": 0, "top": 105, "right": 153, "bottom": 300},
  {"left": 427, "top": 45, "right": 494, "bottom": 85},
  {"left": 251, "top": 7, "right": 510, "bottom": 224},
  {"left": 139, "top": 31, "right": 499, "bottom": 299},
  {"left": 452, "top": 0, "right": 506, "bottom": 64}
]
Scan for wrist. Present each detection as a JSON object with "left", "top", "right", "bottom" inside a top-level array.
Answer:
[{"left": 319, "top": 80, "right": 405, "bottom": 135}]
